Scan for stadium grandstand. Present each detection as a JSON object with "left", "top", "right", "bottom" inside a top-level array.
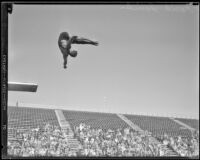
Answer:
[{"left": 7, "top": 104, "right": 199, "bottom": 158}]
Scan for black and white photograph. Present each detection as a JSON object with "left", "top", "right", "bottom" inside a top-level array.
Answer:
[{"left": 2, "top": 2, "right": 199, "bottom": 158}]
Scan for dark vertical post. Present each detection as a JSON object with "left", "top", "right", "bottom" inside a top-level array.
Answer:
[{"left": 1, "top": 2, "right": 12, "bottom": 157}]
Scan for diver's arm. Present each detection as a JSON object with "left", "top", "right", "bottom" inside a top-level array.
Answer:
[{"left": 66, "top": 37, "right": 75, "bottom": 50}]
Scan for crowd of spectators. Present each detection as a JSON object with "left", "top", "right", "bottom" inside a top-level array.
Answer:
[
  {"left": 157, "top": 130, "right": 199, "bottom": 157},
  {"left": 73, "top": 123, "right": 171, "bottom": 157},
  {"left": 8, "top": 124, "right": 78, "bottom": 157},
  {"left": 8, "top": 123, "right": 199, "bottom": 158}
]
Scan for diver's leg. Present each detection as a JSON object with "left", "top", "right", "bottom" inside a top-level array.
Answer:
[{"left": 74, "top": 38, "right": 98, "bottom": 46}]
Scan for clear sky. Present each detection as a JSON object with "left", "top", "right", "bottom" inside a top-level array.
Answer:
[{"left": 8, "top": 4, "right": 199, "bottom": 119}]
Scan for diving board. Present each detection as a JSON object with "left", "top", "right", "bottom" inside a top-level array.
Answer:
[{"left": 8, "top": 82, "right": 38, "bottom": 92}]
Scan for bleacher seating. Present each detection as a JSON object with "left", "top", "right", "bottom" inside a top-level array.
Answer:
[
  {"left": 8, "top": 106, "right": 59, "bottom": 137},
  {"left": 175, "top": 118, "right": 199, "bottom": 130},
  {"left": 63, "top": 110, "right": 130, "bottom": 130},
  {"left": 124, "top": 114, "right": 193, "bottom": 138},
  {"left": 8, "top": 106, "right": 198, "bottom": 139}
]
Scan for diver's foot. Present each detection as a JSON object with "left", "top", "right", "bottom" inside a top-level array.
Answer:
[
  {"left": 64, "top": 65, "right": 67, "bottom": 69},
  {"left": 92, "top": 41, "right": 98, "bottom": 46}
]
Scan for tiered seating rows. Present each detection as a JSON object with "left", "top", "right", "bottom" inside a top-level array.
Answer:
[
  {"left": 8, "top": 106, "right": 59, "bottom": 131},
  {"left": 175, "top": 118, "right": 199, "bottom": 130},
  {"left": 63, "top": 110, "right": 130, "bottom": 130},
  {"left": 8, "top": 106, "right": 198, "bottom": 139},
  {"left": 124, "top": 114, "right": 192, "bottom": 138}
]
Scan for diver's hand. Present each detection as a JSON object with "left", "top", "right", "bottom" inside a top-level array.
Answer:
[{"left": 66, "top": 38, "right": 73, "bottom": 50}]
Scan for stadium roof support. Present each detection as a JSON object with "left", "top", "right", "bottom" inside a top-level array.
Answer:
[{"left": 8, "top": 82, "right": 38, "bottom": 92}]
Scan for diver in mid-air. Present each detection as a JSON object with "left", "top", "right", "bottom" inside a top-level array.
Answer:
[{"left": 58, "top": 32, "right": 99, "bottom": 69}]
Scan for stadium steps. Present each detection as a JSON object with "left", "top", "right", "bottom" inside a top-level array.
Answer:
[
  {"left": 169, "top": 117, "right": 196, "bottom": 132},
  {"left": 55, "top": 110, "right": 81, "bottom": 152},
  {"left": 117, "top": 114, "right": 179, "bottom": 156},
  {"left": 117, "top": 114, "right": 144, "bottom": 132},
  {"left": 148, "top": 137, "right": 178, "bottom": 156}
]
